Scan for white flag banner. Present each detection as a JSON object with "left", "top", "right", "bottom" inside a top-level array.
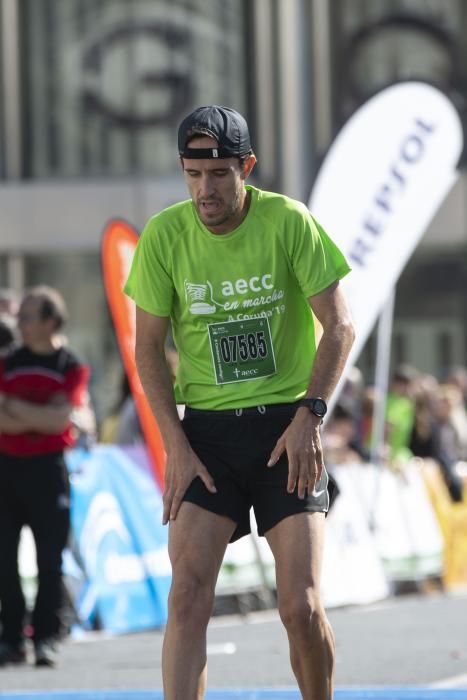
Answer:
[{"left": 308, "top": 82, "right": 464, "bottom": 404}]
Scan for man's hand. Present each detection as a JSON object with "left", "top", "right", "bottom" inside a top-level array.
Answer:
[
  {"left": 162, "top": 443, "right": 217, "bottom": 524},
  {"left": 267, "top": 408, "right": 324, "bottom": 499}
]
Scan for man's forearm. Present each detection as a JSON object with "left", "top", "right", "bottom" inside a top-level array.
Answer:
[
  {"left": 305, "top": 320, "right": 355, "bottom": 401},
  {"left": 136, "top": 344, "right": 188, "bottom": 453},
  {"left": 0, "top": 407, "right": 30, "bottom": 434},
  {"left": 6, "top": 399, "right": 71, "bottom": 434}
]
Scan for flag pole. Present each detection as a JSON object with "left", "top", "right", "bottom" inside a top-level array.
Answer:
[{"left": 370, "top": 288, "right": 395, "bottom": 465}]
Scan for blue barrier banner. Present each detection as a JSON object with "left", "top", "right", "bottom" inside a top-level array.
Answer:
[
  {"left": 2, "top": 687, "right": 467, "bottom": 699},
  {"left": 66, "top": 445, "right": 171, "bottom": 633}
]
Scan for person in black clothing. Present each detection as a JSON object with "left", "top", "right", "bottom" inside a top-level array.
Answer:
[
  {"left": 0, "top": 286, "right": 90, "bottom": 667},
  {"left": 409, "top": 377, "right": 463, "bottom": 503},
  {"left": 323, "top": 400, "right": 370, "bottom": 465}
]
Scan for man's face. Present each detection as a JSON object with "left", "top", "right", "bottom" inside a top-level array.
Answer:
[
  {"left": 17, "top": 297, "right": 54, "bottom": 346},
  {"left": 181, "top": 135, "right": 255, "bottom": 234}
]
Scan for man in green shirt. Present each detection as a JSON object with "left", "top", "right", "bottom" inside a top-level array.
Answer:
[{"left": 125, "top": 105, "right": 355, "bottom": 700}]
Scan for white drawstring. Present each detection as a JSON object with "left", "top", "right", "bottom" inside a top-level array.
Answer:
[{"left": 233, "top": 406, "right": 266, "bottom": 416}]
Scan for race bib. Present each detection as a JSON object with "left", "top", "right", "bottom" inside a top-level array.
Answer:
[{"left": 208, "top": 317, "right": 277, "bottom": 385}]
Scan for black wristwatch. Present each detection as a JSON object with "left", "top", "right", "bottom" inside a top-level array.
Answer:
[{"left": 298, "top": 397, "right": 328, "bottom": 419}]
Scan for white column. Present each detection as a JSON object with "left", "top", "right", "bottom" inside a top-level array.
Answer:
[
  {"left": 252, "top": 0, "right": 277, "bottom": 187},
  {"left": 370, "top": 289, "right": 396, "bottom": 465},
  {"left": 310, "top": 0, "right": 333, "bottom": 152},
  {"left": 7, "top": 252, "right": 25, "bottom": 294},
  {"left": 277, "top": 0, "right": 309, "bottom": 200},
  {"left": 1, "top": 0, "right": 22, "bottom": 179}
]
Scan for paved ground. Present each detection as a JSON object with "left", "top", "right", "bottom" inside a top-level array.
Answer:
[{"left": 0, "top": 591, "right": 466, "bottom": 695}]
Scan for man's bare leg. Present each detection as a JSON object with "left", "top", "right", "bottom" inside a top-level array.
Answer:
[
  {"left": 266, "top": 511, "right": 334, "bottom": 700},
  {"left": 162, "top": 502, "right": 235, "bottom": 700}
]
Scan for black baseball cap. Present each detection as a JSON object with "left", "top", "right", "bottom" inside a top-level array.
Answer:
[{"left": 178, "top": 105, "right": 252, "bottom": 159}]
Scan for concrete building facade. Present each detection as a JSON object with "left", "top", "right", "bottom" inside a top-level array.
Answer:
[{"left": 1, "top": 0, "right": 466, "bottom": 418}]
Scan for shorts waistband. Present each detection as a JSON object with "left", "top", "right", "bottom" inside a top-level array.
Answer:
[{"left": 184, "top": 402, "right": 300, "bottom": 417}]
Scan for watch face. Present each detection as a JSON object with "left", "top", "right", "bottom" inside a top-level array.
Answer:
[{"left": 312, "top": 399, "right": 327, "bottom": 417}]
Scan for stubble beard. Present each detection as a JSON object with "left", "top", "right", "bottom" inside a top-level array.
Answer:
[{"left": 196, "top": 187, "right": 243, "bottom": 230}]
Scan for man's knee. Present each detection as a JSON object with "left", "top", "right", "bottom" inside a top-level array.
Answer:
[
  {"left": 278, "top": 590, "right": 324, "bottom": 638},
  {"left": 168, "top": 572, "right": 215, "bottom": 629}
]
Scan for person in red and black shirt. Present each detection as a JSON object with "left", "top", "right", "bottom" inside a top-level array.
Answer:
[{"left": 0, "top": 286, "right": 89, "bottom": 668}]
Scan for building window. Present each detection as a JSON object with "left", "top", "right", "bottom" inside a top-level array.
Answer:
[{"left": 332, "top": 0, "right": 466, "bottom": 127}]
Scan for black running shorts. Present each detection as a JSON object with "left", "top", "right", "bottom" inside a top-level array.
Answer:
[{"left": 181, "top": 402, "right": 334, "bottom": 542}]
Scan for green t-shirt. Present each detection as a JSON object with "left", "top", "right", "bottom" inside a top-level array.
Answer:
[
  {"left": 124, "top": 185, "right": 350, "bottom": 409},
  {"left": 386, "top": 393, "right": 415, "bottom": 461}
]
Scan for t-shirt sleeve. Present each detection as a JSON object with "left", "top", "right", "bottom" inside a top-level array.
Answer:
[
  {"left": 123, "top": 216, "right": 174, "bottom": 316},
  {"left": 290, "top": 208, "right": 351, "bottom": 298},
  {"left": 63, "top": 364, "right": 90, "bottom": 407}
]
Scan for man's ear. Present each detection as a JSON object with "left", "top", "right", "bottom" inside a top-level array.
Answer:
[{"left": 241, "top": 153, "right": 257, "bottom": 180}]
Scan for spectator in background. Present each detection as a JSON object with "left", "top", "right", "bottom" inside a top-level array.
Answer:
[
  {"left": 70, "top": 390, "right": 97, "bottom": 450},
  {"left": 385, "top": 364, "right": 419, "bottom": 463},
  {"left": 0, "top": 288, "right": 19, "bottom": 317},
  {"left": 359, "top": 386, "right": 384, "bottom": 456},
  {"left": 323, "top": 400, "right": 370, "bottom": 465},
  {"left": 339, "top": 366, "right": 364, "bottom": 416},
  {"left": 445, "top": 365, "right": 467, "bottom": 409},
  {"left": 439, "top": 383, "right": 467, "bottom": 460},
  {"left": 409, "top": 373, "right": 439, "bottom": 460},
  {"left": 100, "top": 373, "right": 139, "bottom": 444},
  {"left": 444, "top": 370, "right": 467, "bottom": 458},
  {"left": 429, "top": 384, "right": 466, "bottom": 502},
  {"left": 0, "top": 286, "right": 90, "bottom": 668},
  {"left": 409, "top": 375, "right": 463, "bottom": 502},
  {"left": 101, "top": 346, "right": 180, "bottom": 445},
  {"left": 338, "top": 366, "right": 365, "bottom": 443},
  {"left": 101, "top": 372, "right": 144, "bottom": 445}
]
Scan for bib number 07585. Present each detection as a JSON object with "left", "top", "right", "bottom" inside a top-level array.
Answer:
[{"left": 219, "top": 331, "right": 268, "bottom": 363}]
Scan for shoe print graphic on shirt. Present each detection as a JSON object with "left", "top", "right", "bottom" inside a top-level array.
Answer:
[{"left": 184, "top": 280, "right": 219, "bottom": 315}]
